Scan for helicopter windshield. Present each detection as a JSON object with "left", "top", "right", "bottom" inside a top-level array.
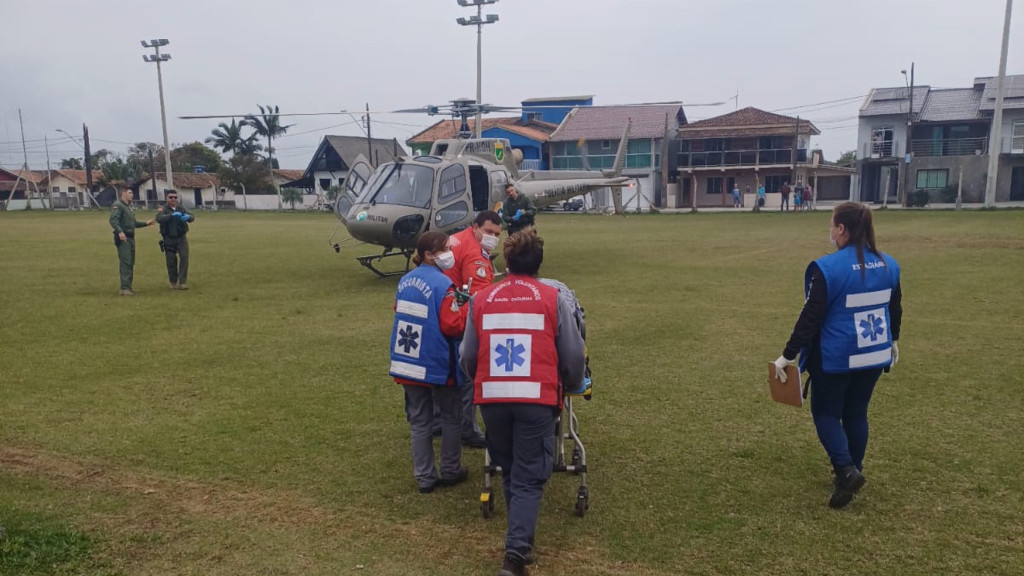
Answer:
[{"left": 365, "top": 163, "right": 435, "bottom": 209}]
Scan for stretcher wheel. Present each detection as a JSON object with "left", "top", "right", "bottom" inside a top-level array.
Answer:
[
  {"left": 480, "top": 491, "right": 495, "bottom": 519},
  {"left": 574, "top": 488, "right": 589, "bottom": 518}
]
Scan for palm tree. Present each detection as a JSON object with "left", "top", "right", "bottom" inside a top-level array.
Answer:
[
  {"left": 281, "top": 187, "right": 303, "bottom": 210},
  {"left": 243, "top": 105, "right": 293, "bottom": 209},
  {"left": 205, "top": 119, "right": 246, "bottom": 156}
]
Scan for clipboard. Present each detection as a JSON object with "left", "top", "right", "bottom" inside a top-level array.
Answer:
[{"left": 767, "top": 362, "right": 803, "bottom": 407}]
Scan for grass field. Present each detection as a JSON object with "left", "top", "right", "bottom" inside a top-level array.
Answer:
[{"left": 1, "top": 208, "right": 1022, "bottom": 576}]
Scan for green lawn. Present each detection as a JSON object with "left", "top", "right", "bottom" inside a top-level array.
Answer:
[{"left": 1, "top": 209, "right": 1021, "bottom": 576}]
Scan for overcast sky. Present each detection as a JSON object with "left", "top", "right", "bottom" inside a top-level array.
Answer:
[{"left": 1, "top": 0, "right": 1020, "bottom": 170}]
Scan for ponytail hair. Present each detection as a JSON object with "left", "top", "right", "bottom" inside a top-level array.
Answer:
[
  {"left": 832, "top": 201, "right": 881, "bottom": 276},
  {"left": 412, "top": 231, "right": 448, "bottom": 266}
]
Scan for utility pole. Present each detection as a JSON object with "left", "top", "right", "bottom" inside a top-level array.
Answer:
[
  {"left": 18, "top": 109, "right": 39, "bottom": 210},
  {"left": 365, "top": 102, "right": 374, "bottom": 167},
  {"left": 142, "top": 39, "right": 174, "bottom": 190},
  {"left": 791, "top": 116, "right": 801, "bottom": 184},
  {"left": 148, "top": 148, "right": 157, "bottom": 208},
  {"left": 985, "top": 0, "right": 1013, "bottom": 207},
  {"left": 457, "top": 0, "right": 500, "bottom": 138},
  {"left": 44, "top": 135, "right": 54, "bottom": 210},
  {"left": 83, "top": 123, "right": 94, "bottom": 207},
  {"left": 899, "top": 63, "right": 915, "bottom": 207}
]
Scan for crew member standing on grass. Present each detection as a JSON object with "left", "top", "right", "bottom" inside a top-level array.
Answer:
[
  {"left": 389, "top": 231, "right": 470, "bottom": 494},
  {"left": 772, "top": 202, "right": 902, "bottom": 509},
  {"left": 460, "top": 230, "right": 586, "bottom": 576},
  {"left": 155, "top": 191, "right": 195, "bottom": 290},
  {"left": 443, "top": 210, "right": 503, "bottom": 449},
  {"left": 109, "top": 186, "right": 155, "bottom": 296},
  {"left": 502, "top": 183, "right": 536, "bottom": 235}
]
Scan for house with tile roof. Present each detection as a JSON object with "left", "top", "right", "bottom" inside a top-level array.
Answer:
[
  {"left": 674, "top": 106, "right": 854, "bottom": 208},
  {"left": 855, "top": 75, "right": 1024, "bottom": 204},
  {"left": 548, "top": 103, "right": 686, "bottom": 211},
  {"left": 291, "top": 135, "right": 404, "bottom": 198}
]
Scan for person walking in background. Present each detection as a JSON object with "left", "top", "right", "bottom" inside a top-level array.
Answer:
[
  {"left": 781, "top": 182, "right": 791, "bottom": 212},
  {"left": 773, "top": 202, "right": 902, "bottom": 509},
  {"left": 757, "top": 183, "right": 766, "bottom": 208},
  {"left": 805, "top": 183, "right": 815, "bottom": 211},
  {"left": 732, "top": 184, "right": 741, "bottom": 208}
]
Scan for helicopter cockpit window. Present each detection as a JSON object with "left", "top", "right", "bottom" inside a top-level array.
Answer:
[
  {"left": 438, "top": 164, "right": 467, "bottom": 204},
  {"left": 434, "top": 200, "right": 469, "bottom": 229},
  {"left": 366, "top": 164, "right": 434, "bottom": 209},
  {"left": 414, "top": 156, "right": 443, "bottom": 164}
]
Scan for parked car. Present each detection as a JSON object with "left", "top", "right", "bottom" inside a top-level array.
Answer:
[{"left": 564, "top": 198, "right": 584, "bottom": 211}]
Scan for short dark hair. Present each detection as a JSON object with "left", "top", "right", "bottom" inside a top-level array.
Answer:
[
  {"left": 505, "top": 183, "right": 515, "bottom": 191},
  {"left": 473, "top": 210, "right": 501, "bottom": 227},
  {"left": 504, "top": 229, "right": 543, "bottom": 276},
  {"left": 166, "top": 191, "right": 178, "bottom": 198}
]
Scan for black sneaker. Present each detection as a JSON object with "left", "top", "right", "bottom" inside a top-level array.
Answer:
[
  {"left": 437, "top": 467, "right": 468, "bottom": 488},
  {"left": 462, "top": 434, "right": 487, "bottom": 449},
  {"left": 498, "top": 552, "right": 529, "bottom": 576},
  {"left": 828, "top": 466, "right": 866, "bottom": 509},
  {"left": 418, "top": 483, "right": 436, "bottom": 494}
]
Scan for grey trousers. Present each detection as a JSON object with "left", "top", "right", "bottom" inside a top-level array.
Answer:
[{"left": 404, "top": 384, "right": 463, "bottom": 489}]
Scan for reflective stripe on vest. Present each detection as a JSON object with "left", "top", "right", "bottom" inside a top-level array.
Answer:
[{"left": 473, "top": 276, "right": 560, "bottom": 407}]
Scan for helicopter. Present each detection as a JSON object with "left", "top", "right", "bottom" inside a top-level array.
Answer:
[{"left": 329, "top": 98, "right": 634, "bottom": 277}]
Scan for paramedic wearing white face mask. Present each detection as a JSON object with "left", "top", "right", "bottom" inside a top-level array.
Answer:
[
  {"left": 442, "top": 210, "right": 504, "bottom": 448},
  {"left": 389, "top": 231, "right": 470, "bottom": 494},
  {"left": 773, "top": 202, "right": 903, "bottom": 509}
]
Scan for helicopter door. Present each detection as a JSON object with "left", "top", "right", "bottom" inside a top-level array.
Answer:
[
  {"left": 432, "top": 162, "right": 473, "bottom": 233},
  {"left": 336, "top": 160, "right": 372, "bottom": 222},
  {"left": 468, "top": 165, "right": 490, "bottom": 212}
]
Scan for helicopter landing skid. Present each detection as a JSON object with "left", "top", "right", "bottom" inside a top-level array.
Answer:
[{"left": 356, "top": 249, "right": 414, "bottom": 278}]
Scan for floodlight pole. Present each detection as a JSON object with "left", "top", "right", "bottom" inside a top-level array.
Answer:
[
  {"left": 457, "top": 0, "right": 499, "bottom": 138},
  {"left": 984, "top": 0, "right": 1013, "bottom": 208},
  {"left": 142, "top": 39, "right": 174, "bottom": 190}
]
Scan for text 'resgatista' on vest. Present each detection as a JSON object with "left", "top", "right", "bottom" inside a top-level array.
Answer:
[
  {"left": 473, "top": 275, "right": 561, "bottom": 407},
  {"left": 807, "top": 245, "right": 900, "bottom": 374},
  {"left": 389, "top": 265, "right": 457, "bottom": 385}
]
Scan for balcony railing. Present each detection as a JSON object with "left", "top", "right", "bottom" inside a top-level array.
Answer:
[
  {"left": 910, "top": 137, "right": 987, "bottom": 157},
  {"left": 521, "top": 159, "right": 542, "bottom": 170},
  {"left": 676, "top": 148, "right": 806, "bottom": 169},
  {"left": 862, "top": 139, "right": 899, "bottom": 159}
]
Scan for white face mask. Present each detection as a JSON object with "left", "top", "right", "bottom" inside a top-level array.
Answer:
[
  {"left": 434, "top": 251, "right": 455, "bottom": 270},
  {"left": 480, "top": 234, "right": 499, "bottom": 252}
]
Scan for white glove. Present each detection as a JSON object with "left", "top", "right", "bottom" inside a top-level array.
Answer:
[
  {"left": 774, "top": 355, "right": 796, "bottom": 383},
  {"left": 891, "top": 341, "right": 899, "bottom": 368}
]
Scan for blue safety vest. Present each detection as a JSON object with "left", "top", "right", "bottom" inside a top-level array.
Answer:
[
  {"left": 807, "top": 245, "right": 900, "bottom": 374},
  {"left": 389, "top": 265, "right": 456, "bottom": 386}
]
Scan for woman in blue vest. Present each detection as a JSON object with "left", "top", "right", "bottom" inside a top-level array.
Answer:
[
  {"left": 389, "top": 231, "right": 470, "bottom": 494},
  {"left": 774, "top": 202, "right": 903, "bottom": 508}
]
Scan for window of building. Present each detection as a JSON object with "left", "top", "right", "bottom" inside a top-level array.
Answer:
[
  {"left": 870, "top": 127, "right": 895, "bottom": 157},
  {"left": 916, "top": 169, "right": 949, "bottom": 189},
  {"left": 601, "top": 140, "right": 611, "bottom": 150},
  {"left": 68, "top": 186, "right": 76, "bottom": 193},
  {"left": 319, "top": 178, "right": 332, "bottom": 191},
  {"left": 626, "top": 139, "right": 652, "bottom": 169},
  {"left": 1012, "top": 121, "right": 1024, "bottom": 153},
  {"left": 706, "top": 177, "right": 723, "bottom": 195},
  {"left": 704, "top": 138, "right": 728, "bottom": 152},
  {"left": 551, "top": 142, "right": 583, "bottom": 170},
  {"left": 764, "top": 175, "right": 788, "bottom": 193},
  {"left": 759, "top": 136, "right": 788, "bottom": 150},
  {"left": 52, "top": 186, "right": 59, "bottom": 193}
]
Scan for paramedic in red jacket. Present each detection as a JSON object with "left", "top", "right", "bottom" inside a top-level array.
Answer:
[
  {"left": 445, "top": 210, "right": 503, "bottom": 448},
  {"left": 459, "top": 230, "right": 586, "bottom": 576}
]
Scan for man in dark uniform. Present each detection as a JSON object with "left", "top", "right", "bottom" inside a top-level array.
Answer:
[
  {"left": 502, "top": 183, "right": 537, "bottom": 235},
  {"left": 155, "top": 191, "right": 195, "bottom": 290},
  {"left": 109, "top": 186, "right": 155, "bottom": 296}
]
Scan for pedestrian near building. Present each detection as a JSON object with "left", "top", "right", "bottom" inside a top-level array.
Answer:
[
  {"left": 443, "top": 210, "right": 503, "bottom": 448},
  {"left": 773, "top": 202, "right": 902, "bottom": 509},
  {"left": 155, "top": 191, "right": 195, "bottom": 290},
  {"left": 460, "top": 230, "right": 586, "bottom": 576},
  {"left": 502, "top": 183, "right": 536, "bottom": 235},
  {"left": 732, "top": 184, "right": 742, "bottom": 208},
  {"left": 108, "top": 186, "right": 155, "bottom": 296},
  {"left": 804, "top": 184, "right": 814, "bottom": 211},
  {"left": 389, "top": 231, "right": 470, "bottom": 494},
  {"left": 780, "top": 182, "right": 791, "bottom": 212},
  {"left": 757, "top": 184, "right": 766, "bottom": 208}
]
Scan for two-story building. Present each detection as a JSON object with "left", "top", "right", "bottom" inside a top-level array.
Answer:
[
  {"left": 855, "top": 75, "right": 1024, "bottom": 204},
  {"left": 291, "top": 135, "right": 403, "bottom": 198},
  {"left": 675, "top": 107, "right": 853, "bottom": 208},
  {"left": 548, "top": 103, "right": 686, "bottom": 210}
]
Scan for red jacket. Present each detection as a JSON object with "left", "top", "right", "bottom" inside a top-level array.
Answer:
[
  {"left": 471, "top": 275, "right": 561, "bottom": 407},
  {"left": 445, "top": 227, "right": 494, "bottom": 296}
]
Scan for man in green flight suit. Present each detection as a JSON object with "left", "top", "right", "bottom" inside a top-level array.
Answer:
[
  {"left": 109, "top": 186, "right": 155, "bottom": 296},
  {"left": 155, "top": 191, "right": 195, "bottom": 290},
  {"left": 501, "top": 183, "right": 537, "bottom": 235}
]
